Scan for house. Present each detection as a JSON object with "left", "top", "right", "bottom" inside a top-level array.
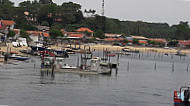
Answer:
[
  {"left": 139, "top": 40, "right": 148, "bottom": 46},
  {"left": 129, "top": 35, "right": 148, "bottom": 40},
  {"left": 36, "top": 26, "right": 49, "bottom": 32},
  {"left": 0, "top": 20, "right": 16, "bottom": 40},
  {"left": 0, "top": 20, "right": 15, "bottom": 30},
  {"left": 178, "top": 40, "right": 190, "bottom": 48},
  {"left": 148, "top": 38, "right": 167, "bottom": 46},
  {"left": 105, "top": 33, "right": 122, "bottom": 38},
  {"left": 104, "top": 38, "right": 124, "bottom": 42},
  {"left": 125, "top": 35, "right": 148, "bottom": 45},
  {"left": 67, "top": 33, "right": 84, "bottom": 39},
  {"left": 62, "top": 32, "right": 76, "bottom": 37},
  {"left": 76, "top": 27, "right": 94, "bottom": 36},
  {"left": 27, "top": 31, "right": 49, "bottom": 42}
]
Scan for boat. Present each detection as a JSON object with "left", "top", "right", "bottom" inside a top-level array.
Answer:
[
  {"left": 106, "top": 53, "right": 116, "bottom": 57},
  {"left": 122, "top": 48, "right": 139, "bottom": 53},
  {"left": 8, "top": 53, "right": 30, "bottom": 61},
  {"left": 19, "top": 49, "right": 31, "bottom": 54},
  {"left": 176, "top": 50, "right": 186, "bottom": 56},
  {"left": 174, "top": 86, "right": 190, "bottom": 105},
  {"left": 90, "top": 57, "right": 111, "bottom": 74},
  {"left": 61, "top": 64, "right": 77, "bottom": 69},
  {"left": 30, "top": 46, "right": 69, "bottom": 58}
]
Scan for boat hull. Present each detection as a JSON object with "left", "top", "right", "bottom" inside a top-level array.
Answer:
[{"left": 174, "top": 99, "right": 190, "bottom": 105}]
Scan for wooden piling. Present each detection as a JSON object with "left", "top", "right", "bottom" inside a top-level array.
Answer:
[
  {"left": 127, "top": 62, "right": 129, "bottom": 71},
  {"left": 154, "top": 62, "right": 157, "bottom": 70},
  {"left": 46, "top": 68, "right": 49, "bottom": 76},
  {"left": 172, "top": 63, "right": 174, "bottom": 71},
  {"left": 187, "top": 64, "right": 189, "bottom": 71}
]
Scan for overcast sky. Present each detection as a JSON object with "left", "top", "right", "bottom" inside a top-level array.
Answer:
[{"left": 13, "top": 0, "right": 190, "bottom": 25}]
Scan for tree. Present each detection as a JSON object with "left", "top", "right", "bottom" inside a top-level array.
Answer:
[
  {"left": 0, "top": 0, "right": 15, "bottom": 19},
  {"left": 41, "top": 21, "right": 49, "bottom": 26},
  {"left": 132, "top": 39, "right": 139, "bottom": 44},
  {"left": 167, "top": 40, "right": 179, "bottom": 47},
  {"left": 39, "top": 0, "right": 53, "bottom": 4},
  {"left": 7, "top": 30, "right": 15, "bottom": 37},
  {"left": 20, "top": 30, "right": 31, "bottom": 42},
  {"left": 172, "top": 21, "right": 190, "bottom": 40},
  {"left": 149, "top": 40, "right": 156, "bottom": 45},
  {"left": 49, "top": 28, "right": 63, "bottom": 38},
  {"left": 94, "top": 29, "right": 104, "bottom": 39}
]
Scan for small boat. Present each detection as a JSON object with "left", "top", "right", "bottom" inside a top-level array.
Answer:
[
  {"left": 61, "top": 64, "right": 77, "bottom": 69},
  {"left": 122, "top": 48, "right": 139, "bottom": 53},
  {"left": 106, "top": 53, "right": 116, "bottom": 57},
  {"left": 174, "top": 86, "right": 190, "bottom": 105},
  {"left": 90, "top": 57, "right": 111, "bottom": 74},
  {"left": 8, "top": 53, "right": 30, "bottom": 61},
  {"left": 19, "top": 49, "right": 31, "bottom": 54},
  {"left": 176, "top": 50, "right": 186, "bottom": 56}
]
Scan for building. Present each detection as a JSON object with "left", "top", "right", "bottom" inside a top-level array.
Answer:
[
  {"left": 105, "top": 33, "right": 122, "bottom": 38},
  {"left": 0, "top": 20, "right": 15, "bottom": 30},
  {"left": 126, "top": 35, "right": 148, "bottom": 45},
  {"left": 178, "top": 40, "right": 190, "bottom": 48},
  {"left": 0, "top": 20, "right": 16, "bottom": 40},
  {"left": 27, "top": 31, "right": 49, "bottom": 42},
  {"left": 148, "top": 38, "right": 167, "bottom": 46},
  {"left": 104, "top": 38, "right": 124, "bottom": 42},
  {"left": 76, "top": 27, "right": 94, "bottom": 36},
  {"left": 67, "top": 33, "right": 85, "bottom": 39}
]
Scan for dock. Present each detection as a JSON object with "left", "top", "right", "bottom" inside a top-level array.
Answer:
[{"left": 40, "top": 68, "right": 99, "bottom": 75}]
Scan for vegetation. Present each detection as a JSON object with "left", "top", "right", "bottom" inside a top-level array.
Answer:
[
  {"left": 0, "top": 0, "right": 190, "bottom": 40},
  {"left": 20, "top": 29, "right": 31, "bottom": 42},
  {"left": 7, "top": 30, "right": 15, "bottom": 37}
]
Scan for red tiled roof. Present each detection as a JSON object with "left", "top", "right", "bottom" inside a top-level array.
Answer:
[
  {"left": 27, "top": 31, "right": 49, "bottom": 37},
  {"left": 148, "top": 38, "right": 167, "bottom": 43},
  {"left": 43, "top": 33, "right": 49, "bottom": 37},
  {"left": 178, "top": 40, "right": 190, "bottom": 46},
  {"left": 14, "top": 29, "right": 20, "bottom": 34},
  {"left": 104, "top": 38, "right": 124, "bottom": 42},
  {"left": 60, "top": 29, "right": 65, "bottom": 32},
  {"left": 127, "top": 39, "right": 133, "bottom": 42},
  {"left": 105, "top": 33, "right": 122, "bottom": 38},
  {"left": 68, "top": 33, "right": 84, "bottom": 38},
  {"left": 0, "top": 20, "right": 15, "bottom": 26},
  {"left": 139, "top": 40, "right": 148, "bottom": 44},
  {"left": 76, "top": 27, "right": 93, "bottom": 33}
]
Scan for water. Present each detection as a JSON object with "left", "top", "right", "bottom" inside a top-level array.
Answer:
[{"left": 0, "top": 52, "right": 190, "bottom": 106}]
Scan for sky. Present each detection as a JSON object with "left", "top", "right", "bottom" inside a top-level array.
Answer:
[{"left": 13, "top": 0, "right": 190, "bottom": 25}]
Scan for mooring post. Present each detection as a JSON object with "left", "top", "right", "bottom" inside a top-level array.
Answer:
[
  {"left": 127, "top": 62, "right": 129, "bottom": 71},
  {"left": 154, "top": 62, "right": 157, "bottom": 70},
  {"left": 77, "top": 56, "right": 79, "bottom": 67},
  {"left": 34, "top": 61, "right": 36, "bottom": 69},
  {"left": 52, "top": 64, "right": 54, "bottom": 75},
  {"left": 47, "top": 68, "right": 49, "bottom": 76},
  {"left": 187, "top": 64, "right": 189, "bottom": 71},
  {"left": 172, "top": 63, "right": 174, "bottom": 71}
]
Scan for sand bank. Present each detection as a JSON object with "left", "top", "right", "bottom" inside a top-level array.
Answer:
[{"left": 1, "top": 43, "right": 190, "bottom": 55}]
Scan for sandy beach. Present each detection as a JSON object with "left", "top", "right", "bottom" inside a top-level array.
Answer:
[
  {"left": 63, "top": 44, "right": 190, "bottom": 54},
  {"left": 1, "top": 43, "right": 190, "bottom": 60}
]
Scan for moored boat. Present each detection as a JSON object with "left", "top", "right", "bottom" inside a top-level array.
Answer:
[
  {"left": 122, "top": 48, "right": 139, "bottom": 53},
  {"left": 90, "top": 57, "right": 111, "bottom": 74},
  {"left": 8, "top": 53, "right": 30, "bottom": 61},
  {"left": 174, "top": 86, "right": 190, "bottom": 105}
]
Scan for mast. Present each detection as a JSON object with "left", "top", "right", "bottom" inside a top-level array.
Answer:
[{"left": 102, "top": 0, "right": 105, "bottom": 16}]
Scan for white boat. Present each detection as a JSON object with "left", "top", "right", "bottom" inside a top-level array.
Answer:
[
  {"left": 8, "top": 53, "right": 29, "bottom": 61},
  {"left": 90, "top": 57, "right": 111, "bottom": 74},
  {"left": 61, "top": 64, "right": 77, "bottom": 69}
]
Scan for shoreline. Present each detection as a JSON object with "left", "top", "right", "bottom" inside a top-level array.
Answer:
[{"left": 0, "top": 43, "right": 190, "bottom": 55}]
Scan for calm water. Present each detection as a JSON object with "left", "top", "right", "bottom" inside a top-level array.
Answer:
[{"left": 0, "top": 52, "right": 190, "bottom": 106}]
